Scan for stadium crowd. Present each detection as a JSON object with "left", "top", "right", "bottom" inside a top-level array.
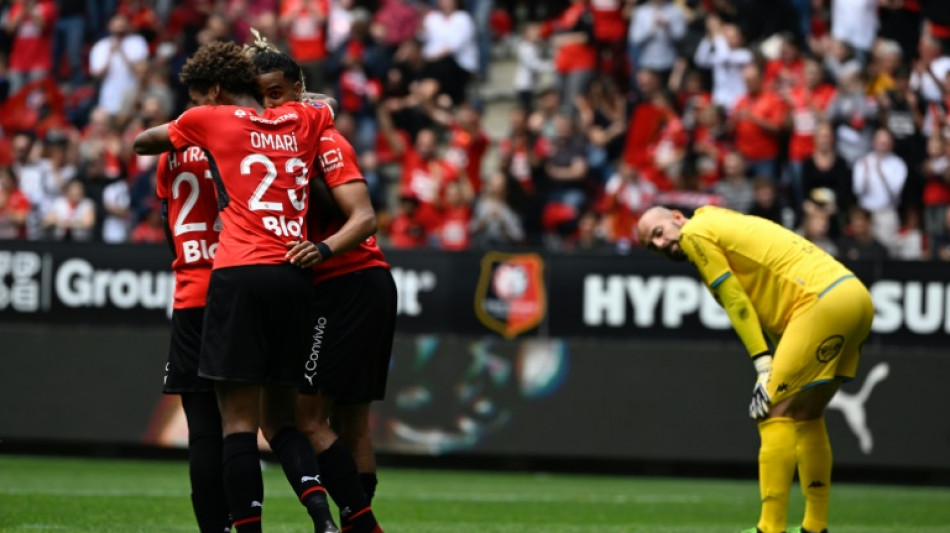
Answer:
[{"left": 0, "top": 0, "right": 949, "bottom": 261}]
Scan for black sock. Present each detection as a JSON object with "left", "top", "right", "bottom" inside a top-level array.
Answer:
[
  {"left": 182, "top": 392, "right": 231, "bottom": 533},
  {"left": 269, "top": 426, "right": 333, "bottom": 526},
  {"left": 359, "top": 473, "right": 378, "bottom": 505},
  {"left": 222, "top": 432, "right": 263, "bottom": 533},
  {"left": 317, "top": 440, "right": 377, "bottom": 531}
]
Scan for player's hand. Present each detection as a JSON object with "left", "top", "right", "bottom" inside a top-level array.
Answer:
[
  {"left": 749, "top": 372, "right": 771, "bottom": 420},
  {"left": 285, "top": 240, "right": 322, "bottom": 268},
  {"left": 749, "top": 354, "right": 773, "bottom": 420}
]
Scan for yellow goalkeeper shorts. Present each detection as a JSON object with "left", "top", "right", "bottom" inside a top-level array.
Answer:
[{"left": 769, "top": 275, "right": 875, "bottom": 404}]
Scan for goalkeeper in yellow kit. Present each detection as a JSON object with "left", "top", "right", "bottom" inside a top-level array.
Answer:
[{"left": 637, "top": 206, "right": 874, "bottom": 533}]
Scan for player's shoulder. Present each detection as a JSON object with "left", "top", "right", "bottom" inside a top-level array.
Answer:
[
  {"left": 178, "top": 105, "right": 247, "bottom": 122},
  {"left": 175, "top": 106, "right": 211, "bottom": 124},
  {"left": 318, "top": 127, "right": 354, "bottom": 151},
  {"left": 684, "top": 205, "right": 727, "bottom": 230},
  {"left": 300, "top": 100, "right": 336, "bottom": 125},
  {"left": 683, "top": 206, "right": 751, "bottom": 241}
]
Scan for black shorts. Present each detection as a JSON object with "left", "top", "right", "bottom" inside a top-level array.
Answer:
[
  {"left": 163, "top": 306, "right": 215, "bottom": 394},
  {"left": 199, "top": 264, "right": 312, "bottom": 386},
  {"left": 301, "top": 267, "right": 396, "bottom": 403}
]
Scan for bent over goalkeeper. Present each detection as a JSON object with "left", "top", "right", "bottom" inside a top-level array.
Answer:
[{"left": 637, "top": 205, "right": 874, "bottom": 533}]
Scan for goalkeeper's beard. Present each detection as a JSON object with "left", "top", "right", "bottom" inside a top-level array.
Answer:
[{"left": 663, "top": 241, "right": 688, "bottom": 262}]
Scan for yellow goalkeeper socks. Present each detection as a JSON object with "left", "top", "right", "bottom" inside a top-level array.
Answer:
[
  {"left": 795, "top": 418, "right": 832, "bottom": 533},
  {"left": 757, "top": 417, "right": 797, "bottom": 533}
]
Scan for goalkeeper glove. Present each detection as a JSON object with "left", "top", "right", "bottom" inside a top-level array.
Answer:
[{"left": 749, "top": 354, "right": 772, "bottom": 420}]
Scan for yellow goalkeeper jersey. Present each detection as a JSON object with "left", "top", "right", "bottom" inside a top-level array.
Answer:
[{"left": 679, "top": 206, "right": 853, "bottom": 342}]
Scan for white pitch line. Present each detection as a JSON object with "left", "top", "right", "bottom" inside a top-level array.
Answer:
[
  {"left": 390, "top": 492, "right": 703, "bottom": 504},
  {"left": 13, "top": 524, "right": 201, "bottom": 532},
  {"left": 0, "top": 486, "right": 700, "bottom": 504}
]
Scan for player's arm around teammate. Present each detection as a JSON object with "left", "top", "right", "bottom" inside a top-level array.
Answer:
[
  {"left": 637, "top": 206, "right": 874, "bottom": 533},
  {"left": 246, "top": 36, "right": 388, "bottom": 533},
  {"left": 135, "top": 42, "right": 340, "bottom": 533}
]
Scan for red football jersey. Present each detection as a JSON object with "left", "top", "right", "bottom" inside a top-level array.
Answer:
[
  {"left": 788, "top": 84, "right": 836, "bottom": 161},
  {"left": 437, "top": 205, "right": 471, "bottom": 251},
  {"left": 310, "top": 128, "right": 389, "bottom": 284},
  {"left": 168, "top": 102, "right": 334, "bottom": 269},
  {"left": 156, "top": 148, "right": 220, "bottom": 309},
  {"left": 399, "top": 148, "right": 460, "bottom": 231},
  {"left": 446, "top": 124, "right": 489, "bottom": 193}
]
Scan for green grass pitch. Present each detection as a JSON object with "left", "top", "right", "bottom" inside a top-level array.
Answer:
[{"left": 1, "top": 455, "right": 949, "bottom": 532}]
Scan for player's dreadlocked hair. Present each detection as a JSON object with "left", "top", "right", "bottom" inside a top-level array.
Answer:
[
  {"left": 243, "top": 28, "right": 307, "bottom": 93},
  {"left": 180, "top": 41, "right": 262, "bottom": 100}
]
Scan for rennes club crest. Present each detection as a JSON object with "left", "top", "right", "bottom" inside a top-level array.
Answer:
[{"left": 474, "top": 252, "right": 546, "bottom": 339}]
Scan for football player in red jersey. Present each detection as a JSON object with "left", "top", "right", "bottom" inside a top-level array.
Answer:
[
  {"left": 156, "top": 147, "right": 230, "bottom": 533},
  {"left": 245, "top": 36, "right": 391, "bottom": 533},
  {"left": 133, "top": 42, "right": 339, "bottom": 533}
]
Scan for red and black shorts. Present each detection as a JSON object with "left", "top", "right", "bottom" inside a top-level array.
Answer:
[
  {"left": 300, "top": 267, "right": 397, "bottom": 403},
  {"left": 199, "top": 264, "right": 312, "bottom": 386}
]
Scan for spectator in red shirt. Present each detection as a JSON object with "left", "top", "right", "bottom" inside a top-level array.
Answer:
[
  {"left": 764, "top": 33, "right": 805, "bottom": 92},
  {"left": 644, "top": 89, "right": 688, "bottom": 190},
  {"left": 784, "top": 57, "right": 837, "bottom": 207},
  {"left": 280, "top": 0, "right": 329, "bottom": 90},
  {"left": 545, "top": 0, "right": 597, "bottom": 113},
  {"left": 729, "top": 63, "right": 788, "bottom": 179},
  {"left": 388, "top": 193, "right": 428, "bottom": 248},
  {"left": 622, "top": 69, "right": 664, "bottom": 175},
  {"left": 338, "top": 41, "right": 382, "bottom": 153},
  {"left": 5, "top": 0, "right": 57, "bottom": 95},
  {"left": 692, "top": 100, "right": 728, "bottom": 188},
  {"left": 445, "top": 101, "right": 490, "bottom": 193},
  {"left": 601, "top": 162, "right": 657, "bottom": 245},
  {"left": 435, "top": 180, "right": 472, "bottom": 250},
  {"left": 371, "top": 0, "right": 420, "bottom": 50},
  {"left": 588, "top": 0, "right": 628, "bottom": 85},
  {"left": 0, "top": 166, "right": 31, "bottom": 239},
  {"left": 379, "top": 101, "right": 473, "bottom": 232}
]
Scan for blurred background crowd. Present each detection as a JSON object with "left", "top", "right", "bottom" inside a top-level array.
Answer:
[{"left": 0, "top": 0, "right": 949, "bottom": 262}]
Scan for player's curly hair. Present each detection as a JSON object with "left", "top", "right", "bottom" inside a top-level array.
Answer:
[
  {"left": 180, "top": 41, "right": 262, "bottom": 100},
  {"left": 243, "top": 28, "right": 307, "bottom": 92}
]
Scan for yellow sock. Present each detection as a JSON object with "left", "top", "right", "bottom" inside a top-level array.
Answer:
[
  {"left": 796, "top": 418, "right": 832, "bottom": 532},
  {"left": 757, "top": 417, "right": 797, "bottom": 533}
]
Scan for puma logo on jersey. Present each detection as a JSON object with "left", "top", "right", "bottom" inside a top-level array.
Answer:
[
  {"left": 250, "top": 500, "right": 262, "bottom": 508},
  {"left": 301, "top": 475, "right": 321, "bottom": 484},
  {"left": 827, "top": 362, "right": 890, "bottom": 454}
]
